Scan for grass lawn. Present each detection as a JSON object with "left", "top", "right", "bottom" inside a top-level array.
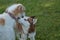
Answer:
[{"left": 0, "top": 0, "right": 60, "bottom": 40}]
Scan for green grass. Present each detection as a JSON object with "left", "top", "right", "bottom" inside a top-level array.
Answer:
[{"left": 0, "top": 0, "right": 60, "bottom": 40}]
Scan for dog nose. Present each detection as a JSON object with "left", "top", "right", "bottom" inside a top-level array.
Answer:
[
  {"left": 21, "top": 16, "right": 24, "bottom": 18},
  {"left": 24, "top": 19, "right": 27, "bottom": 21},
  {"left": 17, "top": 17, "right": 20, "bottom": 19}
]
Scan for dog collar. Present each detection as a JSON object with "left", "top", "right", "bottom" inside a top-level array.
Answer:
[{"left": 5, "top": 12, "right": 20, "bottom": 22}]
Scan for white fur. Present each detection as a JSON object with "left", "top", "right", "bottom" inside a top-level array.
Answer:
[
  {"left": 6, "top": 4, "right": 25, "bottom": 13},
  {"left": 0, "top": 4, "right": 25, "bottom": 40},
  {"left": 16, "top": 16, "right": 37, "bottom": 40},
  {"left": 6, "top": 4, "right": 26, "bottom": 18},
  {"left": 0, "top": 13, "right": 15, "bottom": 40},
  {"left": 19, "top": 16, "right": 30, "bottom": 34}
]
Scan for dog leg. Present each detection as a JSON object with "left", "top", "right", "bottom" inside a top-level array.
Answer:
[
  {"left": 20, "top": 33, "right": 27, "bottom": 40},
  {"left": 28, "top": 32, "right": 36, "bottom": 40}
]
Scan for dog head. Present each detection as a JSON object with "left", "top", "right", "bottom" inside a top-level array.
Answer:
[
  {"left": 5, "top": 4, "right": 25, "bottom": 18},
  {"left": 18, "top": 16, "right": 37, "bottom": 33},
  {"left": 19, "top": 16, "right": 37, "bottom": 26}
]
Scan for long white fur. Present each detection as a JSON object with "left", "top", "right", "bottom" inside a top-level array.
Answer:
[
  {"left": 6, "top": 4, "right": 25, "bottom": 18},
  {"left": 0, "top": 12, "right": 15, "bottom": 40},
  {"left": 6, "top": 4, "right": 25, "bottom": 13},
  {"left": 0, "top": 4, "right": 25, "bottom": 40}
]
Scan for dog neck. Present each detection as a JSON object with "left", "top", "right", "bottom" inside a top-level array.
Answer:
[{"left": 5, "top": 12, "right": 20, "bottom": 22}]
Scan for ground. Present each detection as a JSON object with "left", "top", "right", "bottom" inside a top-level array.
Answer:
[{"left": 0, "top": 0, "right": 60, "bottom": 40}]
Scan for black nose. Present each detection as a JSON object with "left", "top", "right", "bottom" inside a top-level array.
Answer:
[
  {"left": 17, "top": 17, "right": 20, "bottom": 19},
  {"left": 24, "top": 19, "right": 27, "bottom": 21},
  {"left": 22, "top": 16, "right": 24, "bottom": 18}
]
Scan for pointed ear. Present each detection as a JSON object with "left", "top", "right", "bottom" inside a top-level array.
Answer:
[{"left": 33, "top": 19, "right": 37, "bottom": 24}]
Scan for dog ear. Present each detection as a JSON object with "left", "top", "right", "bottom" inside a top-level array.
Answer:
[
  {"left": 16, "top": 5, "right": 22, "bottom": 11},
  {"left": 33, "top": 19, "right": 37, "bottom": 24},
  {"left": 17, "top": 5, "right": 25, "bottom": 12}
]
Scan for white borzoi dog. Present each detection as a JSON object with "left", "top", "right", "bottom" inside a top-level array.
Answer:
[
  {"left": 15, "top": 16, "right": 37, "bottom": 40},
  {"left": 0, "top": 4, "right": 25, "bottom": 40}
]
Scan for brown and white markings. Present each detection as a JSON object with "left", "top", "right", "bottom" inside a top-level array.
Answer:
[
  {"left": 15, "top": 16, "right": 37, "bottom": 40},
  {"left": 0, "top": 18, "right": 5, "bottom": 25}
]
